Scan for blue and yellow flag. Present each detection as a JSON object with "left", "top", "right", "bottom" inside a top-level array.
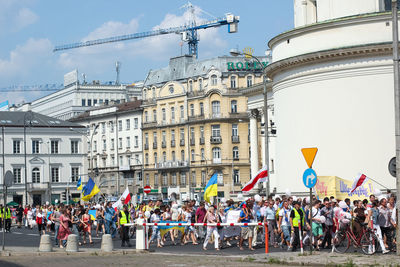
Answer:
[
  {"left": 77, "top": 177, "right": 82, "bottom": 191},
  {"left": 81, "top": 177, "right": 100, "bottom": 201},
  {"left": 159, "top": 221, "right": 185, "bottom": 238},
  {"left": 88, "top": 209, "right": 97, "bottom": 220},
  {"left": 204, "top": 172, "right": 218, "bottom": 203}
]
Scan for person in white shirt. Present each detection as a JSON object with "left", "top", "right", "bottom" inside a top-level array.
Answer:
[
  {"left": 149, "top": 208, "right": 162, "bottom": 247},
  {"left": 278, "top": 200, "right": 292, "bottom": 250}
]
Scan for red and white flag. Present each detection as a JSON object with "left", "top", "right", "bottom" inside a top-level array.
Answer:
[
  {"left": 112, "top": 187, "right": 131, "bottom": 210},
  {"left": 242, "top": 166, "right": 269, "bottom": 192},
  {"left": 350, "top": 173, "right": 369, "bottom": 193}
]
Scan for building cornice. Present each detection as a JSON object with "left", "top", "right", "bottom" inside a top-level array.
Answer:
[{"left": 265, "top": 42, "right": 393, "bottom": 79}]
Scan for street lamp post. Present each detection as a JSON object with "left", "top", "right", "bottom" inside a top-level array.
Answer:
[
  {"left": 40, "top": 141, "right": 51, "bottom": 203},
  {"left": 23, "top": 111, "right": 33, "bottom": 205},
  {"left": 194, "top": 153, "right": 209, "bottom": 200},
  {"left": 230, "top": 49, "right": 270, "bottom": 197}
]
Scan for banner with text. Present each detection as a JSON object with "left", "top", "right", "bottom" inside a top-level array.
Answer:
[{"left": 315, "top": 176, "right": 374, "bottom": 202}]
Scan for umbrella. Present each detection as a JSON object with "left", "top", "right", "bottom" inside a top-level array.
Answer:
[{"left": 6, "top": 201, "right": 19, "bottom": 206}]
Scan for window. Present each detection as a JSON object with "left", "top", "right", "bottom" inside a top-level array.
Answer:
[
  {"left": 188, "top": 80, "right": 193, "bottom": 92},
  {"left": 172, "top": 151, "right": 176, "bottom": 161},
  {"left": 211, "top": 75, "right": 217, "bottom": 86},
  {"left": 111, "top": 139, "right": 115, "bottom": 150},
  {"left": 51, "top": 140, "right": 59, "bottom": 154},
  {"left": 181, "top": 150, "right": 185, "bottom": 161},
  {"left": 13, "top": 140, "right": 21, "bottom": 154},
  {"left": 93, "top": 99, "right": 97, "bottom": 105},
  {"left": 199, "top": 102, "right": 204, "bottom": 115},
  {"left": 180, "top": 128, "right": 185, "bottom": 141},
  {"left": 13, "top": 168, "right": 21, "bottom": 183},
  {"left": 152, "top": 87, "right": 156, "bottom": 98},
  {"left": 201, "top": 171, "right": 206, "bottom": 186},
  {"left": 171, "top": 130, "right": 175, "bottom": 143},
  {"left": 126, "top": 119, "right": 130, "bottom": 130},
  {"left": 143, "top": 89, "right": 147, "bottom": 100},
  {"left": 135, "top": 154, "right": 139, "bottom": 164},
  {"left": 171, "top": 107, "right": 175, "bottom": 122},
  {"left": 154, "top": 174, "right": 159, "bottom": 186},
  {"left": 191, "top": 149, "right": 195, "bottom": 162},
  {"left": 103, "top": 139, "right": 107, "bottom": 150},
  {"left": 231, "top": 100, "right": 238, "bottom": 113},
  {"left": 233, "top": 170, "right": 240, "bottom": 184},
  {"left": 146, "top": 174, "right": 150, "bottom": 186},
  {"left": 51, "top": 167, "right": 59, "bottom": 183},
  {"left": 145, "top": 133, "right": 149, "bottom": 145},
  {"left": 162, "top": 151, "right": 167, "bottom": 162},
  {"left": 233, "top": 146, "right": 239, "bottom": 159},
  {"left": 93, "top": 140, "right": 97, "bottom": 152},
  {"left": 190, "top": 104, "right": 194, "bottom": 117},
  {"left": 153, "top": 132, "right": 157, "bottom": 145},
  {"left": 71, "top": 140, "right": 79, "bottom": 154},
  {"left": 153, "top": 110, "right": 157, "bottom": 122},
  {"left": 212, "top": 101, "right": 220, "bottom": 116},
  {"left": 180, "top": 172, "right": 186, "bottom": 186},
  {"left": 144, "top": 111, "right": 148, "bottom": 122},
  {"left": 134, "top": 118, "right": 139, "bottom": 129},
  {"left": 87, "top": 99, "right": 92, "bottom": 106},
  {"left": 105, "top": 99, "right": 109, "bottom": 105},
  {"left": 109, "top": 121, "right": 114, "bottom": 133},
  {"left": 180, "top": 105, "right": 184, "bottom": 120},
  {"left": 162, "top": 131, "right": 166, "bottom": 144},
  {"left": 190, "top": 127, "right": 195, "bottom": 142},
  {"left": 212, "top": 125, "right": 221, "bottom": 137},
  {"left": 217, "top": 171, "right": 224, "bottom": 185},
  {"left": 126, "top": 137, "right": 130, "bottom": 148},
  {"left": 32, "top": 140, "right": 40, "bottom": 154},
  {"left": 199, "top": 79, "right": 203, "bottom": 90},
  {"left": 200, "top": 126, "right": 204, "bottom": 138},
  {"left": 154, "top": 153, "right": 158, "bottom": 164},
  {"left": 247, "top": 75, "right": 253, "bottom": 87},
  {"left": 171, "top": 173, "right": 177, "bottom": 186},
  {"left": 230, "top": 76, "right": 237, "bottom": 88},
  {"left": 101, "top": 122, "right": 106, "bottom": 134},
  {"left": 82, "top": 99, "right": 86, "bottom": 106},
  {"left": 119, "top": 156, "right": 123, "bottom": 166},
  {"left": 162, "top": 173, "right": 168, "bottom": 186},
  {"left": 145, "top": 153, "right": 149, "bottom": 165},
  {"left": 201, "top": 148, "right": 205, "bottom": 160},
  {"left": 212, "top": 147, "right": 221, "bottom": 163},
  {"left": 32, "top": 167, "right": 40, "bottom": 183},
  {"left": 111, "top": 155, "right": 115, "bottom": 166},
  {"left": 232, "top": 124, "right": 238, "bottom": 136},
  {"left": 118, "top": 138, "right": 122, "bottom": 149},
  {"left": 135, "top": 136, "right": 139, "bottom": 148},
  {"left": 191, "top": 171, "right": 196, "bottom": 186},
  {"left": 118, "top": 120, "right": 123, "bottom": 131},
  {"left": 162, "top": 108, "right": 166, "bottom": 122},
  {"left": 71, "top": 167, "right": 79, "bottom": 182}
]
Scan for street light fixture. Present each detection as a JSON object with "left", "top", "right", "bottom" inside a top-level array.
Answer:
[
  {"left": 230, "top": 48, "right": 270, "bottom": 197},
  {"left": 23, "top": 111, "right": 33, "bottom": 205}
]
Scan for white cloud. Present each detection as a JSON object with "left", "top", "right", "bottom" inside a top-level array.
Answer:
[
  {"left": 14, "top": 7, "right": 38, "bottom": 31},
  {"left": 0, "top": 1, "right": 38, "bottom": 33}
]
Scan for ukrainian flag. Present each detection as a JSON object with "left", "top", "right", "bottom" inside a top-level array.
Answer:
[
  {"left": 81, "top": 177, "right": 100, "bottom": 201},
  {"left": 204, "top": 172, "right": 218, "bottom": 203},
  {"left": 77, "top": 177, "right": 82, "bottom": 191}
]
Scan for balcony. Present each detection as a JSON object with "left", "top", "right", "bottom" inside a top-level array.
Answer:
[
  {"left": 153, "top": 142, "right": 157, "bottom": 149},
  {"left": 188, "top": 114, "right": 205, "bottom": 122},
  {"left": 232, "top": 135, "right": 240, "bottom": 143},
  {"left": 180, "top": 139, "right": 185, "bottom": 146},
  {"left": 210, "top": 136, "right": 222, "bottom": 144},
  {"left": 171, "top": 140, "right": 176, "bottom": 147},
  {"left": 162, "top": 141, "right": 166, "bottom": 148},
  {"left": 144, "top": 143, "right": 149, "bottom": 150},
  {"left": 143, "top": 121, "right": 157, "bottom": 128},
  {"left": 199, "top": 137, "right": 205, "bottom": 145},
  {"left": 190, "top": 139, "right": 195, "bottom": 146}
]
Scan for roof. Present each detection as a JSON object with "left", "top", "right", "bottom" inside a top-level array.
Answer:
[
  {"left": 70, "top": 99, "right": 142, "bottom": 121},
  {"left": 0, "top": 111, "right": 84, "bottom": 128}
]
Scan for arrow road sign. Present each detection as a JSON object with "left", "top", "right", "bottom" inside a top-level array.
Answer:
[{"left": 303, "top": 168, "right": 317, "bottom": 188}]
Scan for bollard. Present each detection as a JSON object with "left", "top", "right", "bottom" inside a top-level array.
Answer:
[
  {"left": 264, "top": 222, "right": 269, "bottom": 254},
  {"left": 66, "top": 234, "right": 79, "bottom": 252},
  {"left": 135, "top": 219, "right": 148, "bottom": 250},
  {"left": 38, "top": 234, "right": 52, "bottom": 252},
  {"left": 101, "top": 234, "right": 114, "bottom": 252}
]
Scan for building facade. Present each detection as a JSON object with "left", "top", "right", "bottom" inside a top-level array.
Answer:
[
  {"left": 141, "top": 55, "right": 266, "bottom": 201},
  {"left": 70, "top": 100, "right": 143, "bottom": 200},
  {"left": 0, "top": 111, "right": 85, "bottom": 206},
  {"left": 265, "top": 0, "right": 397, "bottom": 193}
]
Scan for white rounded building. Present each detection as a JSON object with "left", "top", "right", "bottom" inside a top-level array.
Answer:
[{"left": 267, "top": 0, "right": 397, "bottom": 193}]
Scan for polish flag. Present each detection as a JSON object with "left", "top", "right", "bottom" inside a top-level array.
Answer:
[
  {"left": 350, "top": 173, "right": 369, "bottom": 193},
  {"left": 112, "top": 187, "right": 131, "bottom": 210},
  {"left": 242, "top": 166, "right": 269, "bottom": 192}
]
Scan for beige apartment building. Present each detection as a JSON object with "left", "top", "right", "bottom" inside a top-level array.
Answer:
[{"left": 141, "top": 55, "right": 267, "bottom": 201}]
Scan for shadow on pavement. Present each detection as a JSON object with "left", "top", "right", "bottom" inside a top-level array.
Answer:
[{"left": 0, "top": 260, "right": 24, "bottom": 267}]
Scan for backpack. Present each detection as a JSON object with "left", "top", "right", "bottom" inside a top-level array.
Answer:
[{"left": 377, "top": 211, "right": 387, "bottom": 227}]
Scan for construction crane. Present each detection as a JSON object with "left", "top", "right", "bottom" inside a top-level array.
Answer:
[
  {"left": 0, "top": 84, "right": 63, "bottom": 92},
  {"left": 53, "top": 11, "right": 239, "bottom": 58}
]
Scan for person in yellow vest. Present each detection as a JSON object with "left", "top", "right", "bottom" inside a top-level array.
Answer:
[
  {"left": 3, "top": 205, "right": 12, "bottom": 232},
  {"left": 118, "top": 205, "right": 131, "bottom": 247},
  {"left": 0, "top": 204, "right": 3, "bottom": 229},
  {"left": 289, "top": 201, "right": 308, "bottom": 252}
]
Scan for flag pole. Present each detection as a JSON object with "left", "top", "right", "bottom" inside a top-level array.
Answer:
[{"left": 368, "top": 177, "right": 390, "bottom": 190}]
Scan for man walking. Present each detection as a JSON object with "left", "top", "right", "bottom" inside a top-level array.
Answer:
[
  {"left": 105, "top": 202, "right": 117, "bottom": 238},
  {"left": 290, "top": 201, "right": 307, "bottom": 252},
  {"left": 118, "top": 205, "right": 131, "bottom": 247}
]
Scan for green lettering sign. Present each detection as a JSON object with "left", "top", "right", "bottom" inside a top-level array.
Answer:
[
  {"left": 227, "top": 62, "right": 235, "bottom": 70},
  {"left": 236, "top": 62, "right": 244, "bottom": 70}
]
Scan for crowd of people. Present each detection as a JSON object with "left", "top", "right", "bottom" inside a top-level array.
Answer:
[{"left": 0, "top": 192, "right": 397, "bottom": 254}]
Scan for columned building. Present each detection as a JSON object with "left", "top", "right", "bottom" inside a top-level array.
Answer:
[
  {"left": 266, "top": 0, "right": 397, "bottom": 193},
  {"left": 0, "top": 111, "right": 85, "bottom": 206},
  {"left": 70, "top": 100, "right": 143, "bottom": 201},
  {"left": 141, "top": 55, "right": 267, "bottom": 201}
]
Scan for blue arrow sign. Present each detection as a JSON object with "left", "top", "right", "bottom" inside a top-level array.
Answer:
[{"left": 303, "top": 168, "right": 317, "bottom": 188}]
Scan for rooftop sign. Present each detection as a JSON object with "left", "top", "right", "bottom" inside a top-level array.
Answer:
[{"left": 227, "top": 61, "right": 269, "bottom": 71}]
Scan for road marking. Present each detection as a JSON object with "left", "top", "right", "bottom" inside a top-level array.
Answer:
[
  {"left": 27, "top": 233, "right": 39, "bottom": 236},
  {"left": 12, "top": 232, "right": 23, "bottom": 234}
]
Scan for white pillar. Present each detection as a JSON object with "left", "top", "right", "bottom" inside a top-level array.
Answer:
[{"left": 250, "top": 110, "right": 259, "bottom": 178}]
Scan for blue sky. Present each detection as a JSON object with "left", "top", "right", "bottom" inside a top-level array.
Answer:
[{"left": 0, "top": 0, "right": 293, "bottom": 105}]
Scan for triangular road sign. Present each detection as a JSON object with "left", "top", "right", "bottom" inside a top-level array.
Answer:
[{"left": 301, "top": 147, "right": 318, "bottom": 168}]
